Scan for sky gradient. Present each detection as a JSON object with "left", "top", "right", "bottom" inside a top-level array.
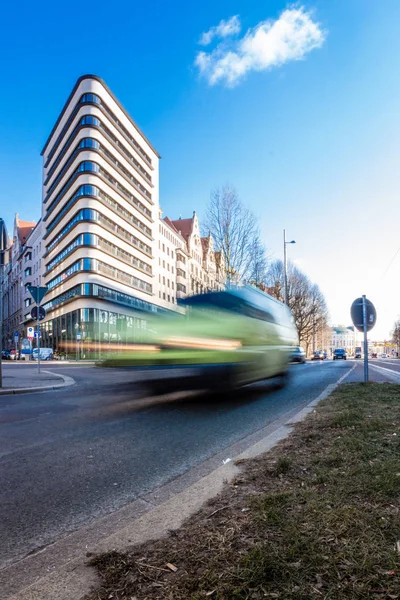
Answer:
[{"left": 0, "top": 0, "right": 399, "bottom": 339}]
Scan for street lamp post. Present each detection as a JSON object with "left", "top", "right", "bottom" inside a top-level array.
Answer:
[{"left": 283, "top": 229, "right": 296, "bottom": 306}]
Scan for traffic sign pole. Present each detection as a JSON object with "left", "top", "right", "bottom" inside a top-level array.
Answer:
[
  {"left": 37, "top": 308, "right": 41, "bottom": 374},
  {"left": 362, "top": 295, "right": 369, "bottom": 383},
  {"left": 27, "top": 286, "right": 48, "bottom": 375}
]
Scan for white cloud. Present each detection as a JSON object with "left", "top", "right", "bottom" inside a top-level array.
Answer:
[
  {"left": 199, "top": 15, "right": 241, "bottom": 46},
  {"left": 195, "top": 7, "right": 326, "bottom": 87}
]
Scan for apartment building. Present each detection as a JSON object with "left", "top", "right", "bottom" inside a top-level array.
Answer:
[
  {"left": 157, "top": 212, "right": 188, "bottom": 306},
  {"left": 1, "top": 215, "right": 35, "bottom": 349},
  {"left": 162, "top": 211, "right": 225, "bottom": 298},
  {"left": 21, "top": 220, "right": 44, "bottom": 324},
  {"left": 37, "top": 74, "right": 170, "bottom": 356},
  {"left": 330, "top": 325, "right": 362, "bottom": 354}
]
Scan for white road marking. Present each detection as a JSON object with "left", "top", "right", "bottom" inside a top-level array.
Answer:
[{"left": 368, "top": 363, "right": 400, "bottom": 382}]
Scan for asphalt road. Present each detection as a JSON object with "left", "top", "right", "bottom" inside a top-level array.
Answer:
[{"left": 0, "top": 358, "right": 397, "bottom": 569}]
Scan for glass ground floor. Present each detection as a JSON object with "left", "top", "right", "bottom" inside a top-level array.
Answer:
[{"left": 36, "top": 307, "right": 155, "bottom": 360}]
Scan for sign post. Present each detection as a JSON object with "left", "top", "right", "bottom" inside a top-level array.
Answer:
[
  {"left": 351, "top": 296, "right": 377, "bottom": 383},
  {"left": 27, "top": 286, "right": 48, "bottom": 375},
  {"left": 14, "top": 331, "right": 19, "bottom": 360},
  {"left": 362, "top": 296, "right": 368, "bottom": 382}
]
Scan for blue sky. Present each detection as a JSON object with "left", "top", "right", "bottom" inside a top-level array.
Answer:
[{"left": 1, "top": 0, "right": 399, "bottom": 338}]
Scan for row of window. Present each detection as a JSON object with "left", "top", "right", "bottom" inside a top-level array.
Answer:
[
  {"left": 45, "top": 137, "right": 152, "bottom": 220},
  {"left": 42, "top": 283, "right": 170, "bottom": 316},
  {"left": 46, "top": 231, "right": 152, "bottom": 276},
  {"left": 80, "top": 93, "right": 152, "bottom": 166},
  {"left": 46, "top": 233, "right": 93, "bottom": 272},
  {"left": 158, "top": 291, "right": 175, "bottom": 303},
  {"left": 48, "top": 258, "right": 89, "bottom": 290},
  {"left": 46, "top": 208, "right": 152, "bottom": 258},
  {"left": 47, "top": 257, "right": 152, "bottom": 295},
  {"left": 46, "top": 184, "right": 152, "bottom": 239},
  {"left": 159, "top": 224, "right": 182, "bottom": 248},
  {"left": 77, "top": 115, "right": 152, "bottom": 188},
  {"left": 158, "top": 275, "right": 175, "bottom": 290},
  {"left": 159, "top": 241, "right": 174, "bottom": 258},
  {"left": 45, "top": 111, "right": 152, "bottom": 195},
  {"left": 98, "top": 236, "right": 152, "bottom": 274},
  {"left": 97, "top": 260, "right": 152, "bottom": 293},
  {"left": 80, "top": 159, "right": 151, "bottom": 219},
  {"left": 45, "top": 155, "right": 152, "bottom": 230},
  {"left": 93, "top": 117, "right": 152, "bottom": 189},
  {"left": 45, "top": 92, "right": 152, "bottom": 177},
  {"left": 158, "top": 257, "right": 174, "bottom": 273}
]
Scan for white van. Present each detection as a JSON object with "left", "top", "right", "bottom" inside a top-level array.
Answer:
[{"left": 32, "top": 348, "right": 54, "bottom": 361}]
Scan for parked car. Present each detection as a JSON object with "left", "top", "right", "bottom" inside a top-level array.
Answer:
[
  {"left": 9, "top": 349, "right": 19, "bottom": 360},
  {"left": 380, "top": 353, "right": 387, "bottom": 358},
  {"left": 32, "top": 348, "right": 54, "bottom": 361},
  {"left": 291, "top": 346, "right": 306, "bottom": 364},
  {"left": 312, "top": 351, "right": 324, "bottom": 360},
  {"left": 323, "top": 352, "right": 329, "bottom": 360},
  {"left": 1, "top": 349, "right": 11, "bottom": 360},
  {"left": 333, "top": 348, "right": 347, "bottom": 360}
]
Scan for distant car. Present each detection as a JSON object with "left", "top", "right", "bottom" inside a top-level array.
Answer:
[
  {"left": 323, "top": 352, "right": 329, "bottom": 360},
  {"left": 291, "top": 346, "right": 306, "bottom": 364},
  {"left": 380, "top": 353, "right": 387, "bottom": 358},
  {"left": 355, "top": 350, "right": 362, "bottom": 359},
  {"left": 333, "top": 348, "right": 347, "bottom": 360},
  {"left": 9, "top": 349, "right": 19, "bottom": 360},
  {"left": 312, "top": 351, "right": 324, "bottom": 360},
  {"left": 1, "top": 349, "right": 10, "bottom": 360}
]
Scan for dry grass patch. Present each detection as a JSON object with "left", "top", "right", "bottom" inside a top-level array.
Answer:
[{"left": 86, "top": 383, "right": 400, "bottom": 600}]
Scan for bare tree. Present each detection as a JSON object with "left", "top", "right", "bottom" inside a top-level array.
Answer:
[
  {"left": 265, "top": 259, "right": 329, "bottom": 354},
  {"left": 203, "top": 185, "right": 266, "bottom": 283},
  {"left": 391, "top": 318, "right": 400, "bottom": 354},
  {"left": 247, "top": 234, "right": 269, "bottom": 286}
]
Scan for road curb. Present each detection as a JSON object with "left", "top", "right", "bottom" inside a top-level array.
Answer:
[{"left": 0, "top": 371, "right": 76, "bottom": 396}]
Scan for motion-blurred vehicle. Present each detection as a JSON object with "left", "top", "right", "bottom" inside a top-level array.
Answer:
[
  {"left": 380, "top": 353, "right": 387, "bottom": 358},
  {"left": 333, "top": 348, "right": 347, "bottom": 360},
  {"left": 100, "top": 286, "right": 298, "bottom": 393},
  {"left": 312, "top": 351, "right": 324, "bottom": 360},
  {"left": 290, "top": 346, "right": 306, "bottom": 364}
]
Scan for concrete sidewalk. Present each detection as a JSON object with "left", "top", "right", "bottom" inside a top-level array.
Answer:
[{"left": 0, "top": 367, "right": 75, "bottom": 395}]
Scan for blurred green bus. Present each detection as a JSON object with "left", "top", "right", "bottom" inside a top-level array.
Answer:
[{"left": 100, "top": 286, "right": 298, "bottom": 394}]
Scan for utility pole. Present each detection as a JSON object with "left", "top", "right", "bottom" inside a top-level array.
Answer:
[{"left": 283, "top": 230, "right": 296, "bottom": 306}]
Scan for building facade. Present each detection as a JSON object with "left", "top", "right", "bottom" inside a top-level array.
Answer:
[
  {"left": 330, "top": 325, "right": 362, "bottom": 355},
  {"left": 21, "top": 220, "right": 44, "bottom": 324},
  {"left": 1, "top": 215, "right": 35, "bottom": 350},
  {"left": 36, "top": 74, "right": 172, "bottom": 357},
  {"left": 163, "top": 212, "right": 225, "bottom": 298}
]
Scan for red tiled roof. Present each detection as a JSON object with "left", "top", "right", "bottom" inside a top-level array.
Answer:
[
  {"left": 163, "top": 217, "right": 179, "bottom": 233},
  {"left": 18, "top": 222, "right": 35, "bottom": 245},
  {"left": 170, "top": 217, "right": 193, "bottom": 241},
  {"left": 201, "top": 237, "right": 210, "bottom": 253}
]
